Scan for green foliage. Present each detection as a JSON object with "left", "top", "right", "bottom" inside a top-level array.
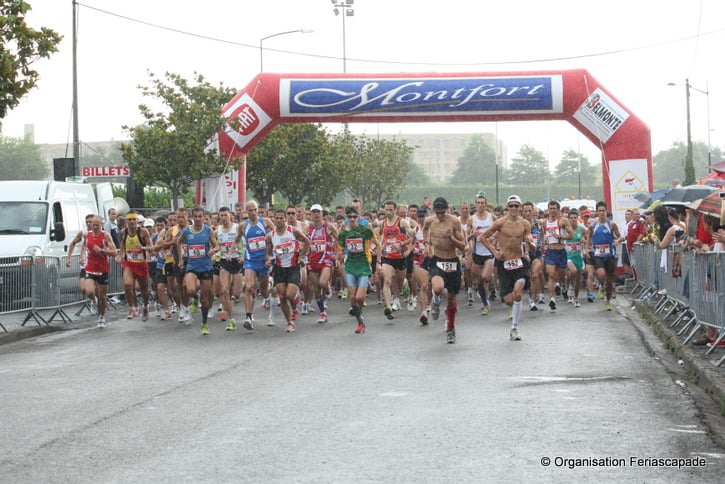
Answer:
[
  {"left": 652, "top": 141, "right": 716, "bottom": 189},
  {"left": 336, "top": 133, "right": 415, "bottom": 208},
  {"left": 449, "top": 135, "right": 498, "bottom": 184},
  {"left": 246, "top": 123, "right": 339, "bottom": 206},
  {"left": 506, "top": 144, "right": 550, "bottom": 185},
  {"left": 120, "top": 72, "right": 238, "bottom": 208},
  {"left": 111, "top": 184, "right": 193, "bottom": 211},
  {"left": 406, "top": 161, "right": 431, "bottom": 185},
  {"left": 552, "top": 150, "right": 598, "bottom": 185},
  {"left": 0, "top": 134, "right": 48, "bottom": 179},
  {"left": 0, "top": 0, "right": 62, "bottom": 118}
]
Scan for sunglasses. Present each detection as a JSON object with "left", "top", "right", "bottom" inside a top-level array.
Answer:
[
  {"left": 286, "top": 212, "right": 296, "bottom": 215},
  {"left": 508, "top": 204, "right": 521, "bottom": 209},
  {"left": 347, "top": 214, "right": 359, "bottom": 218}
]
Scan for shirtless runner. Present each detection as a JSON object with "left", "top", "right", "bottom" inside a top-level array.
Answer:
[
  {"left": 422, "top": 197, "right": 466, "bottom": 344},
  {"left": 478, "top": 195, "right": 534, "bottom": 341}
]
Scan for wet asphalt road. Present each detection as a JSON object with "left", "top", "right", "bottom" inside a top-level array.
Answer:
[{"left": 1, "top": 293, "right": 725, "bottom": 483}]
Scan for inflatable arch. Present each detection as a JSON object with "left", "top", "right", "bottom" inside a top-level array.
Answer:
[{"left": 204, "top": 69, "right": 652, "bottom": 221}]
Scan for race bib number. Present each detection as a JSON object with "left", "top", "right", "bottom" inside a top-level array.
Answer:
[
  {"left": 275, "top": 241, "right": 295, "bottom": 255},
  {"left": 565, "top": 242, "right": 581, "bottom": 253},
  {"left": 126, "top": 250, "right": 144, "bottom": 261},
  {"left": 248, "top": 236, "right": 266, "bottom": 251},
  {"left": 310, "top": 242, "right": 326, "bottom": 253},
  {"left": 436, "top": 260, "right": 458, "bottom": 272},
  {"left": 345, "top": 237, "right": 363, "bottom": 253},
  {"left": 220, "top": 241, "right": 235, "bottom": 255},
  {"left": 188, "top": 244, "right": 206, "bottom": 258},
  {"left": 594, "top": 244, "right": 611, "bottom": 256},
  {"left": 503, "top": 258, "right": 524, "bottom": 271},
  {"left": 383, "top": 239, "right": 402, "bottom": 255}
]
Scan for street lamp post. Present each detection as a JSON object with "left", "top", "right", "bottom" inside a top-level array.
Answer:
[
  {"left": 668, "top": 79, "right": 710, "bottom": 182},
  {"left": 259, "top": 29, "right": 314, "bottom": 72},
  {"left": 331, "top": 0, "right": 354, "bottom": 72}
]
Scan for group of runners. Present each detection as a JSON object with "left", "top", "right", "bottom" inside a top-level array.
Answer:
[{"left": 65, "top": 193, "right": 622, "bottom": 344}]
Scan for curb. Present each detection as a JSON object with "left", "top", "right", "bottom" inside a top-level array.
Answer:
[
  {"left": 0, "top": 324, "right": 66, "bottom": 346},
  {"left": 629, "top": 297, "right": 725, "bottom": 415}
]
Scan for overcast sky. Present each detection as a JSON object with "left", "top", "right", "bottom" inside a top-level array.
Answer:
[{"left": 2, "top": 0, "right": 723, "bottom": 169}]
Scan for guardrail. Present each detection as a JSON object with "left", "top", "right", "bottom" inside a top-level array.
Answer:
[
  {"left": 631, "top": 243, "right": 725, "bottom": 366},
  {"left": 0, "top": 254, "right": 124, "bottom": 332}
]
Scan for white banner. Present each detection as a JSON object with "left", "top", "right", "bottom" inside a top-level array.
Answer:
[{"left": 608, "top": 158, "right": 649, "bottom": 228}]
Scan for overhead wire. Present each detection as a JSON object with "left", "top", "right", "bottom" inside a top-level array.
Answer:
[{"left": 76, "top": 2, "right": 725, "bottom": 68}]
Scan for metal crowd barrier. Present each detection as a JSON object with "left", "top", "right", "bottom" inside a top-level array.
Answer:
[
  {"left": 0, "top": 254, "right": 125, "bottom": 332},
  {"left": 631, "top": 243, "right": 725, "bottom": 366}
]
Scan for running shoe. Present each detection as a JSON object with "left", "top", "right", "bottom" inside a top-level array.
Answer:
[
  {"left": 467, "top": 288, "right": 474, "bottom": 306},
  {"left": 89, "top": 299, "right": 97, "bottom": 315},
  {"left": 537, "top": 295, "right": 545, "bottom": 305},
  {"left": 575, "top": 299, "right": 581, "bottom": 308},
  {"left": 262, "top": 298, "right": 270, "bottom": 310},
  {"left": 510, "top": 328, "right": 521, "bottom": 341},
  {"left": 340, "top": 289, "right": 348, "bottom": 300},
  {"left": 587, "top": 292, "right": 596, "bottom": 303},
  {"left": 508, "top": 308, "right": 513, "bottom": 319},
  {"left": 161, "top": 311, "right": 171, "bottom": 321},
  {"left": 598, "top": 286, "right": 605, "bottom": 299},
  {"left": 354, "top": 322, "right": 366, "bottom": 334},
  {"left": 317, "top": 311, "right": 328, "bottom": 324},
  {"left": 529, "top": 301, "right": 538, "bottom": 311},
  {"left": 605, "top": 300, "right": 612, "bottom": 311},
  {"left": 219, "top": 310, "right": 227, "bottom": 321},
  {"left": 291, "top": 309, "right": 299, "bottom": 322},
  {"left": 419, "top": 313, "right": 429, "bottom": 326},
  {"left": 127, "top": 308, "right": 137, "bottom": 320},
  {"left": 201, "top": 323, "right": 209, "bottom": 335},
  {"left": 431, "top": 295, "right": 441, "bottom": 320},
  {"left": 481, "top": 304, "right": 490, "bottom": 316},
  {"left": 407, "top": 297, "right": 416, "bottom": 312},
  {"left": 301, "top": 303, "right": 309, "bottom": 316},
  {"left": 384, "top": 307, "right": 394, "bottom": 320},
  {"left": 555, "top": 283, "right": 561, "bottom": 296},
  {"left": 392, "top": 298, "right": 401, "bottom": 311},
  {"left": 243, "top": 317, "right": 254, "bottom": 330},
  {"left": 96, "top": 318, "right": 104, "bottom": 328},
  {"left": 567, "top": 297, "right": 574, "bottom": 305},
  {"left": 217, "top": 303, "right": 223, "bottom": 312},
  {"left": 190, "top": 300, "right": 198, "bottom": 313},
  {"left": 285, "top": 323, "right": 295, "bottom": 333},
  {"left": 446, "top": 329, "right": 456, "bottom": 344},
  {"left": 225, "top": 319, "right": 236, "bottom": 331},
  {"left": 267, "top": 317, "right": 276, "bottom": 327},
  {"left": 549, "top": 298, "right": 557, "bottom": 311},
  {"left": 142, "top": 305, "right": 149, "bottom": 322}
]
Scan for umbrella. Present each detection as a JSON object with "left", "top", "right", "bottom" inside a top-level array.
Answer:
[
  {"left": 634, "top": 189, "right": 669, "bottom": 208},
  {"left": 660, "top": 184, "right": 718, "bottom": 205},
  {"left": 691, "top": 190, "right": 725, "bottom": 219}
]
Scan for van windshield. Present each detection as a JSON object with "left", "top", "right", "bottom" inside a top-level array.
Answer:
[{"left": 0, "top": 202, "right": 48, "bottom": 235}]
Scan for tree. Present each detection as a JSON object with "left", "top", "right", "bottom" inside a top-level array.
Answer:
[
  {"left": 339, "top": 134, "right": 414, "bottom": 208},
  {"left": 449, "top": 135, "right": 498, "bottom": 185},
  {"left": 652, "top": 141, "right": 715, "bottom": 188},
  {"left": 552, "top": 150, "right": 597, "bottom": 185},
  {"left": 246, "top": 123, "right": 342, "bottom": 207},
  {"left": 120, "top": 72, "right": 239, "bottom": 209},
  {"left": 0, "top": 1, "right": 62, "bottom": 118},
  {"left": 406, "top": 161, "right": 431, "bottom": 185},
  {"left": 0, "top": 134, "right": 47, "bottom": 179},
  {"left": 506, "top": 144, "right": 550, "bottom": 186}
]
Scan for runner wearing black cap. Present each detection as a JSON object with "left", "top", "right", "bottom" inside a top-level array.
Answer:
[{"left": 422, "top": 197, "right": 466, "bottom": 344}]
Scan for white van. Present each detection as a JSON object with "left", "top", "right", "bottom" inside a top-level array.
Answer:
[
  {"left": 0, "top": 180, "right": 114, "bottom": 310},
  {"left": 0, "top": 180, "right": 113, "bottom": 258}
]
